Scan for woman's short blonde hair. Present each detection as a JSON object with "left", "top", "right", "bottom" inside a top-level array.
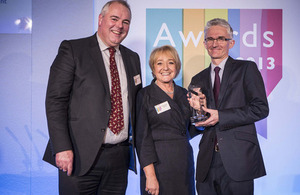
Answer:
[{"left": 149, "top": 45, "right": 181, "bottom": 78}]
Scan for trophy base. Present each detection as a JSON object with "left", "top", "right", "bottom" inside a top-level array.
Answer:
[{"left": 190, "top": 115, "right": 207, "bottom": 125}]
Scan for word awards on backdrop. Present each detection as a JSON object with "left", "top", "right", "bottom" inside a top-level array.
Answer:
[{"left": 146, "top": 9, "right": 282, "bottom": 139}]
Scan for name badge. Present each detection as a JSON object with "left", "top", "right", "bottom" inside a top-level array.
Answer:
[
  {"left": 154, "top": 101, "right": 171, "bottom": 114},
  {"left": 133, "top": 74, "right": 141, "bottom": 86}
]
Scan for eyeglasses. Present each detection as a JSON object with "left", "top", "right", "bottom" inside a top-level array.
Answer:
[{"left": 204, "top": 36, "right": 232, "bottom": 44}]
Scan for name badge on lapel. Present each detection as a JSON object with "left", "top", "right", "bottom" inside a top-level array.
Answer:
[
  {"left": 154, "top": 101, "right": 171, "bottom": 114},
  {"left": 133, "top": 74, "right": 141, "bottom": 86}
]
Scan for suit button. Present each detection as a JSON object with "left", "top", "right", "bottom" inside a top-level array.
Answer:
[{"left": 101, "top": 129, "right": 105, "bottom": 132}]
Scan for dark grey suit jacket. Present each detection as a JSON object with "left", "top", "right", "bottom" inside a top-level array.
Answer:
[
  {"left": 135, "top": 80, "right": 195, "bottom": 168},
  {"left": 190, "top": 56, "right": 269, "bottom": 182},
  {"left": 135, "top": 80, "right": 196, "bottom": 194},
  {"left": 43, "top": 33, "right": 142, "bottom": 176}
]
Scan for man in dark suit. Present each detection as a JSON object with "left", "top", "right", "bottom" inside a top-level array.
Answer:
[
  {"left": 43, "top": 1, "right": 142, "bottom": 194},
  {"left": 189, "top": 18, "right": 269, "bottom": 194}
]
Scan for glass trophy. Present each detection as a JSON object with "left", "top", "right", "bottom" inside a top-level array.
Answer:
[{"left": 188, "top": 85, "right": 208, "bottom": 125}]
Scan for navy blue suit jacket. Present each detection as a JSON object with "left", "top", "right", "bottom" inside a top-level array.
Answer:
[{"left": 190, "top": 56, "right": 269, "bottom": 182}]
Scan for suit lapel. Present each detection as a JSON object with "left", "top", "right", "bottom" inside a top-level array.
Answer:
[
  {"left": 169, "top": 84, "right": 186, "bottom": 118},
  {"left": 203, "top": 66, "right": 216, "bottom": 109},
  {"left": 218, "top": 57, "right": 235, "bottom": 108},
  {"left": 88, "top": 34, "right": 110, "bottom": 95},
  {"left": 119, "top": 45, "right": 133, "bottom": 109},
  {"left": 149, "top": 81, "right": 186, "bottom": 130}
]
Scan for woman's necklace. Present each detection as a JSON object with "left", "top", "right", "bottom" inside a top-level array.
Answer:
[
  {"left": 155, "top": 81, "right": 174, "bottom": 94},
  {"left": 164, "top": 90, "right": 174, "bottom": 95}
]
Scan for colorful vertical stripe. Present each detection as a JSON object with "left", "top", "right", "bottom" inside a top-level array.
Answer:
[
  {"left": 146, "top": 9, "right": 183, "bottom": 86},
  {"left": 228, "top": 9, "right": 240, "bottom": 58},
  {"left": 182, "top": 9, "right": 205, "bottom": 88}
]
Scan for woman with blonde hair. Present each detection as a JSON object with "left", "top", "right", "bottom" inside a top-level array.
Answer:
[{"left": 136, "top": 45, "right": 197, "bottom": 195}]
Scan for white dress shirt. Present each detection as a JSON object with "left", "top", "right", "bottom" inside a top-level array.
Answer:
[
  {"left": 210, "top": 57, "right": 228, "bottom": 88},
  {"left": 97, "top": 34, "right": 129, "bottom": 144}
]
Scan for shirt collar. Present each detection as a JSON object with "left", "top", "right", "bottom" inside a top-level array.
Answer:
[
  {"left": 96, "top": 32, "right": 120, "bottom": 53},
  {"left": 211, "top": 57, "right": 228, "bottom": 71}
]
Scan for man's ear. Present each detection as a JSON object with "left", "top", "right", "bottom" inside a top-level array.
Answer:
[
  {"left": 98, "top": 14, "right": 103, "bottom": 26},
  {"left": 229, "top": 39, "right": 235, "bottom": 49}
]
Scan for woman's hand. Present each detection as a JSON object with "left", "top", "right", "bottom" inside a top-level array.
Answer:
[
  {"left": 143, "top": 164, "right": 159, "bottom": 195},
  {"left": 145, "top": 175, "right": 159, "bottom": 195}
]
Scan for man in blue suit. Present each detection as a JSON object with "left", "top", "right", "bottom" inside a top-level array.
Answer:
[
  {"left": 190, "top": 18, "right": 269, "bottom": 195},
  {"left": 43, "top": 1, "right": 142, "bottom": 194}
]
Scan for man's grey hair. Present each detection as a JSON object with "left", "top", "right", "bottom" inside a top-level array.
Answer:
[
  {"left": 204, "top": 18, "right": 233, "bottom": 38},
  {"left": 101, "top": 0, "right": 131, "bottom": 19}
]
